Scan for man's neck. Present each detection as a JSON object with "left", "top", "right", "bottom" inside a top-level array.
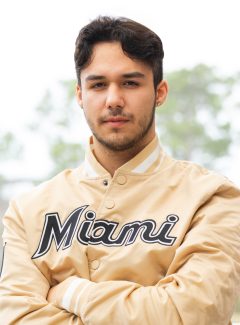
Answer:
[{"left": 91, "top": 135, "right": 155, "bottom": 177}]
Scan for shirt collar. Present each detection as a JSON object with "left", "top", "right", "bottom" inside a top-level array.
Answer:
[{"left": 83, "top": 135, "right": 164, "bottom": 178}]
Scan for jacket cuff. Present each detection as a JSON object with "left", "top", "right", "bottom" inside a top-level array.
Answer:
[{"left": 60, "top": 276, "right": 93, "bottom": 317}]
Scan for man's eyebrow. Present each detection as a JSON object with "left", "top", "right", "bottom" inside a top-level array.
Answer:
[
  {"left": 85, "top": 75, "right": 105, "bottom": 82},
  {"left": 122, "top": 72, "right": 145, "bottom": 79},
  {"left": 85, "top": 72, "right": 146, "bottom": 82}
]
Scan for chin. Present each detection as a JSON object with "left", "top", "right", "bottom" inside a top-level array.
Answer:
[{"left": 98, "top": 134, "right": 143, "bottom": 152}]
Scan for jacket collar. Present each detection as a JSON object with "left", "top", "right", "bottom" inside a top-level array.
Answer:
[{"left": 83, "top": 135, "right": 165, "bottom": 178}]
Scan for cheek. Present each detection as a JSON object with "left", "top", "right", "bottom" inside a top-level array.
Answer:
[
  {"left": 82, "top": 96, "right": 103, "bottom": 125},
  {"left": 133, "top": 86, "right": 155, "bottom": 102},
  {"left": 133, "top": 91, "right": 155, "bottom": 110},
  {"left": 82, "top": 92, "right": 105, "bottom": 108}
]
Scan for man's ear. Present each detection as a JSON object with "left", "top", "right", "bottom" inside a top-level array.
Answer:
[
  {"left": 76, "top": 84, "right": 83, "bottom": 108},
  {"left": 155, "top": 80, "right": 168, "bottom": 107}
]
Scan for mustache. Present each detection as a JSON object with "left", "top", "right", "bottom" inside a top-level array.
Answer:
[{"left": 99, "top": 108, "right": 133, "bottom": 122}]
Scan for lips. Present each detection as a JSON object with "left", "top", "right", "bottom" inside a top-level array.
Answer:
[{"left": 103, "top": 116, "right": 129, "bottom": 127}]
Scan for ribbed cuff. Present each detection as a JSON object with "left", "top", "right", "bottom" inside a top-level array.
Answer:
[{"left": 59, "top": 276, "right": 92, "bottom": 317}]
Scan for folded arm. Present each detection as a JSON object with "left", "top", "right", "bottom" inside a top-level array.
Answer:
[
  {"left": 48, "top": 184, "right": 240, "bottom": 325},
  {"left": 0, "top": 201, "right": 83, "bottom": 325}
]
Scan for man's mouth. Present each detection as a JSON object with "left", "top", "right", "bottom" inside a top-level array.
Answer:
[{"left": 103, "top": 116, "right": 130, "bottom": 127}]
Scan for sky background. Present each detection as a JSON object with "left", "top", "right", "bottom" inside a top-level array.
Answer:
[{"left": 0, "top": 0, "right": 240, "bottom": 191}]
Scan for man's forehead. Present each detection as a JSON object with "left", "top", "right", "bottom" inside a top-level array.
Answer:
[
  {"left": 91, "top": 41, "right": 123, "bottom": 55},
  {"left": 79, "top": 41, "right": 153, "bottom": 82},
  {"left": 86, "top": 42, "right": 147, "bottom": 68}
]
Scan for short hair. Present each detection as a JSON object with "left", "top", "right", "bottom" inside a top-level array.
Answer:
[{"left": 74, "top": 16, "right": 164, "bottom": 88}]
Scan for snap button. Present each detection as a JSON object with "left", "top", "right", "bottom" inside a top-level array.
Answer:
[
  {"left": 90, "top": 259, "right": 100, "bottom": 270},
  {"left": 103, "top": 179, "right": 108, "bottom": 186},
  {"left": 105, "top": 199, "right": 115, "bottom": 209},
  {"left": 117, "top": 175, "right": 127, "bottom": 185}
]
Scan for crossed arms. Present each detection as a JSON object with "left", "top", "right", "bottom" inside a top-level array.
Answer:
[{"left": 1, "top": 184, "right": 240, "bottom": 325}]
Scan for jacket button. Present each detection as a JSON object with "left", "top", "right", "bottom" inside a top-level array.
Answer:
[
  {"left": 103, "top": 179, "right": 108, "bottom": 186},
  {"left": 90, "top": 259, "right": 100, "bottom": 270},
  {"left": 117, "top": 175, "right": 127, "bottom": 185},
  {"left": 105, "top": 199, "right": 115, "bottom": 209}
]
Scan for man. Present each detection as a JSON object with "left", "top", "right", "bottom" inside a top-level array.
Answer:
[{"left": 0, "top": 16, "right": 240, "bottom": 325}]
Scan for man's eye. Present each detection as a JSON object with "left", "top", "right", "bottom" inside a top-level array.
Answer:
[
  {"left": 124, "top": 81, "right": 139, "bottom": 87},
  {"left": 92, "top": 82, "right": 106, "bottom": 89}
]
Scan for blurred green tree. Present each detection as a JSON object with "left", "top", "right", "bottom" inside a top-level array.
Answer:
[
  {"left": 0, "top": 132, "right": 22, "bottom": 191},
  {"left": 28, "top": 80, "right": 84, "bottom": 176},
  {"left": 156, "top": 64, "right": 239, "bottom": 167},
  {"left": 0, "top": 132, "right": 22, "bottom": 160}
]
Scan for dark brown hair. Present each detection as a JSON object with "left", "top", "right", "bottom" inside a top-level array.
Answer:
[{"left": 74, "top": 16, "right": 164, "bottom": 88}]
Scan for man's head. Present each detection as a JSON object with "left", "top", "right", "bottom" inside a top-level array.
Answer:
[
  {"left": 74, "top": 16, "right": 164, "bottom": 89},
  {"left": 74, "top": 17, "right": 168, "bottom": 154}
]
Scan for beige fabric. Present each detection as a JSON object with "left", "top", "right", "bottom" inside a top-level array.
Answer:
[{"left": 0, "top": 136, "right": 240, "bottom": 324}]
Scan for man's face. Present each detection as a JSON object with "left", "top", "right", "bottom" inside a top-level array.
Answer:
[{"left": 76, "top": 42, "right": 167, "bottom": 152}]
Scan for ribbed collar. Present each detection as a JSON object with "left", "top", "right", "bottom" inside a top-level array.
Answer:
[{"left": 83, "top": 135, "right": 164, "bottom": 178}]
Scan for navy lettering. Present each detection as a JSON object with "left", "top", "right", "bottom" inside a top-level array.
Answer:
[{"left": 32, "top": 206, "right": 179, "bottom": 259}]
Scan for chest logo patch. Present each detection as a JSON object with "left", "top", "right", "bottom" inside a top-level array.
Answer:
[{"left": 32, "top": 205, "right": 179, "bottom": 259}]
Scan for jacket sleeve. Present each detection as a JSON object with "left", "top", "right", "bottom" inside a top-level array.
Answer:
[
  {"left": 0, "top": 200, "right": 83, "bottom": 325},
  {"left": 51, "top": 182, "right": 240, "bottom": 325}
]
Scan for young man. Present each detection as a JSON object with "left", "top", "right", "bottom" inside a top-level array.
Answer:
[{"left": 0, "top": 16, "right": 240, "bottom": 325}]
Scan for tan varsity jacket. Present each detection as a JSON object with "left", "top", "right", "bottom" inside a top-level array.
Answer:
[{"left": 0, "top": 136, "right": 240, "bottom": 325}]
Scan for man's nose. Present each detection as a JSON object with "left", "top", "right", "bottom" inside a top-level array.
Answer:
[{"left": 105, "top": 84, "right": 124, "bottom": 109}]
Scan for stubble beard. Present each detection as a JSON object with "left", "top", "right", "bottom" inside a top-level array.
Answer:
[{"left": 86, "top": 105, "right": 156, "bottom": 152}]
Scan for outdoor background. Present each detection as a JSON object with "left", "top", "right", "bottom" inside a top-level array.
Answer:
[{"left": 0, "top": 0, "right": 239, "bottom": 321}]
